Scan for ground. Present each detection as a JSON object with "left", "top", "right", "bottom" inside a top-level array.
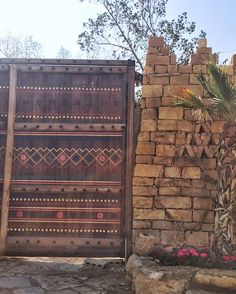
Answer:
[{"left": 0, "top": 257, "right": 131, "bottom": 294}]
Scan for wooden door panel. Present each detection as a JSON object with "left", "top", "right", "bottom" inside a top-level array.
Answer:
[{"left": 0, "top": 60, "right": 134, "bottom": 257}]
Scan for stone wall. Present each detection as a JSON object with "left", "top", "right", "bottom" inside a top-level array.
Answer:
[{"left": 132, "top": 37, "right": 236, "bottom": 249}]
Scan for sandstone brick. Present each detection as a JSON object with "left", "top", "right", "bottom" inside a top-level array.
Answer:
[
  {"left": 133, "top": 197, "right": 153, "bottom": 208},
  {"left": 182, "top": 167, "right": 201, "bottom": 179},
  {"left": 197, "top": 47, "right": 212, "bottom": 54},
  {"left": 142, "top": 85, "right": 163, "bottom": 97},
  {"left": 159, "top": 47, "right": 170, "bottom": 55},
  {"left": 200, "top": 159, "right": 217, "bottom": 170},
  {"left": 166, "top": 209, "right": 192, "bottom": 221},
  {"left": 133, "top": 177, "right": 154, "bottom": 186},
  {"left": 140, "top": 98, "right": 145, "bottom": 109},
  {"left": 175, "top": 158, "right": 197, "bottom": 167},
  {"left": 142, "top": 108, "right": 157, "bottom": 120},
  {"left": 190, "top": 74, "right": 201, "bottom": 85},
  {"left": 156, "top": 145, "right": 176, "bottom": 157},
  {"left": 191, "top": 53, "right": 206, "bottom": 65},
  {"left": 170, "top": 54, "right": 176, "bottom": 64},
  {"left": 177, "top": 120, "right": 193, "bottom": 132},
  {"left": 210, "top": 189, "right": 217, "bottom": 197},
  {"left": 184, "top": 109, "right": 195, "bottom": 121},
  {"left": 152, "top": 220, "right": 174, "bottom": 230},
  {"left": 157, "top": 120, "right": 177, "bottom": 131},
  {"left": 168, "top": 65, "right": 178, "bottom": 73},
  {"left": 149, "top": 75, "right": 169, "bottom": 85},
  {"left": 179, "top": 65, "right": 192, "bottom": 73},
  {"left": 183, "top": 222, "right": 202, "bottom": 231},
  {"left": 175, "top": 133, "right": 186, "bottom": 145},
  {"left": 186, "top": 231, "right": 209, "bottom": 246},
  {"left": 159, "top": 107, "right": 184, "bottom": 120},
  {"left": 193, "top": 210, "right": 214, "bottom": 223},
  {"left": 161, "top": 96, "right": 178, "bottom": 106},
  {"left": 161, "top": 230, "right": 185, "bottom": 246},
  {"left": 150, "top": 132, "right": 175, "bottom": 144},
  {"left": 164, "top": 85, "right": 203, "bottom": 97},
  {"left": 181, "top": 188, "right": 210, "bottom": 197},
  {"left": 173, "top": 179, "right": 191, "bottom": 187},
  {"left": 148, "top": 36, "right": 164, "bottom": 47},
  {"left": 136, "top": 155, "right": 153, "bottom": 164},
  {"left": 154, "top": 65, "right": 167, "bottom": 73},
  {"left": 153, "top": 157, "right": 173, "bottom": 165},
  {"left": 203, "top": 170, "right": 218, "bottom": 181},
  {"left": 154, "top": 178, "right": 173, "bottom": 187},
  {"left": 155, "top": 196, "right": 191, "bottom": 209},
  {"left": 211, "top": 121, "right": 225, "bottom": 133},
  {"left": 143, "top": 66, "right": 154, "bottom": 74},
  {"left": 159, "top": 187, "right": 180, "bottom": 196},
  {"left": 146, "top": 54, "right": 169, "bottom": 65},
  {"left": 134, "top": 208, "right": 165, "bottom": 220},
  {"left": 193, "top": 65, "right": 207, "bottom": 73},
  {"left": 141, "top": 119, "right": 157, "bottom": 131},
  {"left": 170, "top": 74, "right": 190, "bottom": 85},
  {"left": 133, "top": 220, "right": 151, "bottom": 229},
  {"left": 197, "top": 38, "right": 207, "bottom": 48},
  {"left": 146, "top": 98, "right": 162, "bottom": 108},
  {"left": 134, "top": 164, "right": 163, "bottom": 178},
  {"left": 133, "top": 186, "right": 157, "bottom": 196},
  {"left": 193, "top": 198, "right": 213, "bottom": 209},
  {"left": 136, "top": 142, "right": 156, "bottom": 155},
  {"left": 164, "top": 167, "right": 181, "bottom": 178},
  {"left": 191, "top": 179, "right": 206, "bottom": 188},
  {"left": 138, "top": 132, "right": 149, "bottom": 142},
  {"left": 201, "top": 224, "right": 214, "bottom": 232}
]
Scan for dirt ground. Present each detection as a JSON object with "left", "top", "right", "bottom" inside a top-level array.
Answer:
[{"left": 0, "top": 257, "right": 132, "bottom": 294}]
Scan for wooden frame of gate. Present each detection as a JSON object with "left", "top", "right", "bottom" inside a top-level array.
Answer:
[{"left": 0, "top": 59, "right": 135, "bottom": 258}]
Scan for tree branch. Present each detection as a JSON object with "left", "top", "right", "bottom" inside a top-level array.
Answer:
[{"left": 102, "top": 1, "right": 143, "bottom": 71}]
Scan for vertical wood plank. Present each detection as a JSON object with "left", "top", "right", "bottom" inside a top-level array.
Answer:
[
  {"left": 0, "top": 64, "right": 17, "bottom": 255},
  {"left": 125, "top": 62, "right": 135, "bottom": 261}
]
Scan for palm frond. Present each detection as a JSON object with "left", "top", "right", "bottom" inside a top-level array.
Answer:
[
  {"left": 175, "top": 61, "right": 236, "bottom": 123},
  {"left": 175, "top": 89, "right": 214, "bottom": 121}
]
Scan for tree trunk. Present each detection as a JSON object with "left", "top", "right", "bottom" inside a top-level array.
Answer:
[{"left": 212, "top": 123, "right": 236, "bottom": 256}]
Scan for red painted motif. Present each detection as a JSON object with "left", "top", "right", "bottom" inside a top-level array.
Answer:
[
  {"left": 56, "top": 211, "right": 64, "bottom": 219},
  {"left": 16, "top": 211, "right": 23, "bottom": 218},
  {"left": 97, "top": 212, "right": 104, "bottom": 219}
]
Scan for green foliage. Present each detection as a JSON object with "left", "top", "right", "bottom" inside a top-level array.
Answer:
[
  {"left": 78, "top": 0, "right": 206, "bottom": 71},
  {"left": 176, "top": 62, "right": 236, "bottom": 122}
]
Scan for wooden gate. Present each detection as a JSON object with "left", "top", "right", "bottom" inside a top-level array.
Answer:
[{"left": 0, "top": 59, "right": 134, "bottom": 257}]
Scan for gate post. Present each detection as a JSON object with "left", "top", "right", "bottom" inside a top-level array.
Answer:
[{"left": 0, "top": 64, "right": 17, "bottom": 255}]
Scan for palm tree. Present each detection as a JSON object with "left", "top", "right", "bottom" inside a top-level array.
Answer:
[{"left": 176, "top": 62, "right": 236, "bottom": 256}]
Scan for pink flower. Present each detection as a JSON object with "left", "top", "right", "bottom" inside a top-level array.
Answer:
[
  {"left": 189, "top": 248, "right": 198, "bottom": 255},
  {"left": 177, "top": 252, "right": 186, "bottom": 257},
  {"left": 223, "top": 256, "right": 230, "bottom": 261},
  {"left": 200, "top": 253, "right": 207, "bottom": 258}
]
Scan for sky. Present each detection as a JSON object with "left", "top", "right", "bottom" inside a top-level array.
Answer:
[{"left": 0, "top": 0, "right": 235, "bottom": 62}]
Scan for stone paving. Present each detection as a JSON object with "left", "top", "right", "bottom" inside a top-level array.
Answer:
[{"left": 0, "top": 257, "right": 132, "bottom": 294}]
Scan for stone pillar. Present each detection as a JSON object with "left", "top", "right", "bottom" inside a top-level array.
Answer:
[{"left": 132, "top": 37, "right": 234, "bottom": 250}]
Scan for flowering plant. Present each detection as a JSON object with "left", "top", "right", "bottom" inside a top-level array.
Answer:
[{"left": 154, "top": 246, "right": 236, "bottom": 269}]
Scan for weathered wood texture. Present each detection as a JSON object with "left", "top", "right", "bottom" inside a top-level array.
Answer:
[
  {"left": 0, "top": 65, "right": 17, "bottom": 255},
  {"left": 0, "top": 60, "right": 135, "bottom": 257}
]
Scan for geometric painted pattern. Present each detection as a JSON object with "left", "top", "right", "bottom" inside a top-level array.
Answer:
[{"left": 13, "top": 147, "right": 122, "bottom": 167}]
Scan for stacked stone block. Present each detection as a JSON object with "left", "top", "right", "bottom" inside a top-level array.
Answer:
[{"left": 133, "top": 37, "right": 236, "bottom": 249}]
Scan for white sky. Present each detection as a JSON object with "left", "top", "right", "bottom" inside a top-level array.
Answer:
[{"left": 0, "top": 0, "right": 235, "bottom": 61}]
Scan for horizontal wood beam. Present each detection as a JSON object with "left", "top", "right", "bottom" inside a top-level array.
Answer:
[{"left": 14, "top": 123, "right": 126, "bottom": 132}]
